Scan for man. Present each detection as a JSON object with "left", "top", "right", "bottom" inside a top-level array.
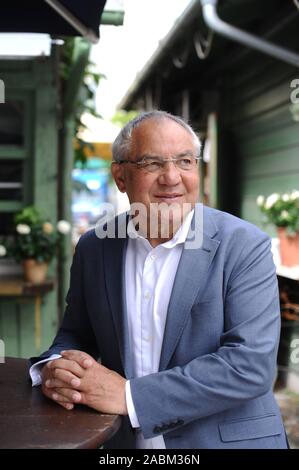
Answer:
[{"left": 30, "top": 111, "right": 288, "bottom": 449}]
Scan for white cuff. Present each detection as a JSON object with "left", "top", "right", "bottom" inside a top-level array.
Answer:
[
  {"left": 125, "top": 380, "right": 140, "bottom": 428},
  {"left": 29, "top": 354, "right": 62, "bottom": 386}
]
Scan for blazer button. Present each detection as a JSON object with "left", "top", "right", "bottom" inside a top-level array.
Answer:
[{"left": 153, "top": 425, "right": 162, "bottom": 434}]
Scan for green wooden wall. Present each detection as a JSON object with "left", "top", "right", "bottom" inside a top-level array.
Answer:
[
  {"left": 227, "top": 56, "right": 299, "bottom": 237},
  {"left": 0, "top": 58, "right": 59, "bottom": 358},
  {"left": 225, "top": 52, "right": 299, "bottom": 377}
]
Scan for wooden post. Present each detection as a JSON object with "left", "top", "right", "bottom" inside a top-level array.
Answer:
[{"left": 58, "top": 39, "right": 91, "bottom": 321}]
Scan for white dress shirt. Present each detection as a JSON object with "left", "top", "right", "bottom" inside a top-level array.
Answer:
[
  {"left": 30, "top": 210, "right": 194, "bottom": 449},
  {"left": 125, "top": 210, "right": 194, "bottom": 449},
  {"left": 30, "top": 354, "right": 62, "bottom": 385}
]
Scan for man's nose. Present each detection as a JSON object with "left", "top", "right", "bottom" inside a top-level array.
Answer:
[{"left": 158, "top": 161, "right": 182, "bottom": 185}]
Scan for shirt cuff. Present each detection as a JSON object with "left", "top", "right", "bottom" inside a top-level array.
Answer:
[
  {"left": 125, "top": 380, "right": 140, "bottom": 428},
  {"left": 29, "top": 354, "right": 62, "bottom": 386}
]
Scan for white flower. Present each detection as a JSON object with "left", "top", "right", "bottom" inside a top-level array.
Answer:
[
  {"left": 282, "top": 194, "right": 290, "bottom": 202},
  {"left": 57, "top": 220, "right": 71, "bottom": 234},
  {"left": 256, "top": 195, "right": 265, "bottom": 206},
  {"left": 291, "top": 190, "right": 299, "bottom": 200},
  {"left": 0, "top": 245, "right": 7, "bottom": 257},
  {"left": 265, "top": 193, "right": 279, "bottom": 209},
  {"left": 281, "top": 210, "right": 289, "bottom": 219},
  {"left": 16, "top": 224, "right": 31, "bottom": 235}
]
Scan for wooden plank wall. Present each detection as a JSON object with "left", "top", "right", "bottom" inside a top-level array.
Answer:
[
  {"left": 226, "top": 47, "right": 299, "bottom": 378},
  {"left": 227, "top": 55, "right": 299, "bottom": 237},
  {"left": 0, "top": 58, "right": 59, "bottom": 359}
]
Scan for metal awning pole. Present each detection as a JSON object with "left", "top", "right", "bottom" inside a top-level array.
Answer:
[
  {"left": 200, "top": 0, "right": 299, "bottom": 68},
  {"left": 44, "top": 0, "right": 99, "bottom": 43}
]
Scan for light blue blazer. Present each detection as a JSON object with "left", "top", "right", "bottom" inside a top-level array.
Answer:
[{"left": 32, "top": 204, "right": 288, "bottom": 449}]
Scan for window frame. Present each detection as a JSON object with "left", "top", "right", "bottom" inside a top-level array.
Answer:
[{"left": 0, "top": 91, "right": 33, "bottom": 215}]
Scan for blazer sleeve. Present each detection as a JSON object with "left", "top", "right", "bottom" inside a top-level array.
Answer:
[
  {"left": 129, "top": 232, "right": 281, "bottom": 439},
  {"left": 29, "top": 236, "right": 99, "bottom": 366}
]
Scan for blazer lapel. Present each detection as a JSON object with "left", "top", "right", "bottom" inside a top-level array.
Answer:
[
  {"left": 159, "top": 205, "right": 220, "bottom": 371},
  {"left": 103, "top": 213, "right": 134, "bottom": 379}
]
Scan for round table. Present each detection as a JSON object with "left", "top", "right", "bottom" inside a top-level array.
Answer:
[{"left": 0, "top": 357, "right": 121, "bottom": 449}]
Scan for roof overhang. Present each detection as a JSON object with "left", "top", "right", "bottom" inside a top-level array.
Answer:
[
  {"left": 119, "top": 0, "right": 299, "bottom": 110},
  {"left": 118, "top": 0, "right": 201, "bottom": 109},
  {"left": 0, "top": 0, "right": 107, "bottom": 43}
]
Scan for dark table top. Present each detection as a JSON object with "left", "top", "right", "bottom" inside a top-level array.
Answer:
[{"left": 0, "top": 357, "right": 121, "bottom": 449}]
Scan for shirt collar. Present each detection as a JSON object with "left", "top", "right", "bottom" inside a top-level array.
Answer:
[{"left": 127, "top": 209, "right": 194, "bottom": 249}]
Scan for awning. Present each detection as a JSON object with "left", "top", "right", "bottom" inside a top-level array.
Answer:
[{"left": 0, "top": 0, "right": 107, "bottom": 43}]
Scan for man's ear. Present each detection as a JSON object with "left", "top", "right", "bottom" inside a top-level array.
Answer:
[{"left": 111, "top": 162, "right": 126, "bottom": 193}]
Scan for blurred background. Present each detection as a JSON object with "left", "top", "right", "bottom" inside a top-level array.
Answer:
[{"left": 0, "top": 0, "right": 299, "bottom": 446}]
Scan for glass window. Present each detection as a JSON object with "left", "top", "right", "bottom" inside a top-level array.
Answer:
[
  {"left": 0, "top": 160, "right": 23, "bottom": 201},
  {"left": 0, "top": 100, "right": 24, "bottom": 146},
  {"left": 0, "top": 212, "right": 15, "bottom": 235}
]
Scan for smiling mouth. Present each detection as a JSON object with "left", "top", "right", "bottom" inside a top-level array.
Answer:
[{"left": 154, "top": 194, "right": 183, "bottom": 199}]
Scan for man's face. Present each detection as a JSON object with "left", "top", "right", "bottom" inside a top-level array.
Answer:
[{"left": 111, "top": 117, "right": 200, "bottom": 238}]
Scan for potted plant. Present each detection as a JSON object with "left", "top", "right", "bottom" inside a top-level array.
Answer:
[
  {"left": 0, "top": 206, "right": 71, "bottom": 283},
  {"left": 257, "top": 190, "right": 299, "bottom": 266}
]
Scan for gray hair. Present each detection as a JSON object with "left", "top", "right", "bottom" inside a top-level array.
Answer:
[{"left": 112, "top": 110, "right": 201, "bottom": 162}]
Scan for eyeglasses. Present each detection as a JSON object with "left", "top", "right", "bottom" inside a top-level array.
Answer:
[{"left": 114, "top": 155, "right": 201, "bottom": 173}]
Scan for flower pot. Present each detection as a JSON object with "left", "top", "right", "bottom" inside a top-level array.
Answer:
[
  {"left": 22, "top": 259, "right": 48, "bottom": 284},
  {"left": 277, "top": 227, "right": 299, "bottom": 267}
]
